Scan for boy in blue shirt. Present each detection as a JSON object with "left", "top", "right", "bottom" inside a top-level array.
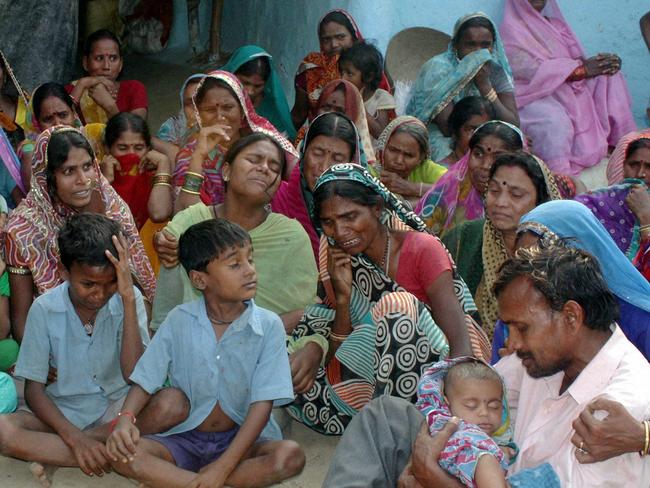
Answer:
[
  {"left": 0, "top": 214, "right": 188, "bottom": 484},
  {"left": 107, "top": 219, "right": 304, "bottom": 488}
]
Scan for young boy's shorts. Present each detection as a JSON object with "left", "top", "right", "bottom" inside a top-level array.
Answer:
[{"left": 148, "top": 426, "right": 239, "bottom": 472}]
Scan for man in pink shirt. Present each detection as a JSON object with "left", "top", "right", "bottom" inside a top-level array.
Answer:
[{"left": 322, "top": 245, "right": 650, "bottom": 487}]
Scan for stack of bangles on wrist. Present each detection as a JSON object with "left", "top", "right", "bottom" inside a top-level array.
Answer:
[
  {"left": 108, "top": 410, "right": 137, "bottom": 433},
  {"left": 485, "top": 88, "right": 498, "bottom": 103},
  {"left": 641, "top": 420, "right": 650, "bottom": 457},
  {"left": 639, "top": 224, "right": 650, "bottom": 239},
  {"left": 152, "top": 173, "right": 172, "bottom": 188},
  {"left": 181, "top": 171, "right": 204, "bottom": 195},
  {"left": 329, "top": 331, "right": 350, "bottom": 342}
]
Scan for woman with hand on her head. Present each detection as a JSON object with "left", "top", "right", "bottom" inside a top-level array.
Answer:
[
  {"left": 152, "top": 133, "right": 317, "bottom": 333},
  {"left": 416, "top": 120, "right": 524, "bottom": 237},
  {"left": 375, "top": 115, "right": 447, "bottom": 206},
  {"left": 172, "top": 70, "right": 298, "bottom": 215},
  {"left": 287, "top": 163, "right": 487, "bottom": 435},
  {"left": 407, "top": 13, "right": 519, "bottom": 161},
  {"left": 67, "top": 29, "right": 148, "bottom": 124},
  {"left": 4, "top": 127, "right": 155, "bottom": 342}
]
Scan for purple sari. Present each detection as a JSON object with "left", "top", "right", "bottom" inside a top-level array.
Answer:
[{"left": 500, "top": 0, "right": 636, "bottom": 176}]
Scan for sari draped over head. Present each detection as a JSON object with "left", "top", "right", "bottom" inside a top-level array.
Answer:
[
  {"left": 221, "top": 45, "right": 296, "bottom": 140},
  {"left": 271, "top": 112, "right": 366, "bottom": 258},
  {"left": 375, "top": 115, "right": 447, "bottom": 185},
  {"left": 4, "top": 126, "right": 156, "bottom": 300},
  {"left": 287, "top": 163, "right": 491, "bottom": 435},
  {"left": 156, "top": 73, "right": 205, "bottom": 148},
  {"left": 0, "top": 49, "right": 28, "bottom": 150},
  {"left": 606, "top": 130, "right": 650, "bottom": 186},
  {"left": 172, "top": 70, "right": 298, "bottom": 206},
  {"left": 500, "top": 0, "right": 636, "bottom": 175},
  {"left": 416, "top": 120, "right": 524, "bottom": 236},
  {"left": 297, "top": 9, "right": 391, "bottom": 119},
  {"left": 477, "top": 155, "right": 561, "bottom": 335},
  {"left": 406, "top": 13, "right": 514, "bottom": 161},
  {"left": 416, "top": 357, "right": 515, "bottom": 487},
  {"left": 295, "top": 78, "right": 376, "bottom": 163}
]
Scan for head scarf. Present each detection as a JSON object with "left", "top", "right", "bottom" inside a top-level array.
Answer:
[
  {"left": 221, "top": 45, "right": 296, "bottom": 140},
  {"left": 606, "top": 130, "right": 650, "bottom": 186},
  {"left": 377, "top": 115, "right": 430, "bottom": 165},
  {"left": 478, "top": 153, "right": 561, "bottom": 335},
  {"left": 20, "top": 84, "right": 83, "bottom": 141},
  {"left": 416, "top": 356, "right": 513, "bottom": 486},
  {"left": 519, "top": 200, "right": 650, "bottom": 313},
  {"left": 0, "top": 49, "right": 29, "bottom": 136},
  {"left": 416, "top": 120, "right": 525, "bottom": 236},
  {"left": 407, "top": 13, "right": 513, "bottom": 130},
  {"left": 173, "top": 70, "right": 298, "bottom": 205},
  {"left": 4, "top": 126, "right": 156, "bottom": 300},
  {"left": 156, "top": 73, "right": 205, "bottom": 147},
  {"left": 271, "top": 112, "right": 365, "bottom": 258}
]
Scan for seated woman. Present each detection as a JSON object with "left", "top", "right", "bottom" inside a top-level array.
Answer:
[
  {"left": 575, "top": 135, "right": 650, "bottom": 280},
  {"left": 500, "top": 0, "right": 636, "bottom": 175},
  {"left": 375, "top": 115, "right": 447, "bottom": 206},
  {"left": 496, "top": 199, "right": 650, "bottom": 361},
  {"left": 18, "top": 82, "right": 106, "bottom": 192},
  {"left": 151, "top": 133, "right": 317, "bottom": 332},
  {"left": 271, "top": 112, "right": 365, "bottom": 259},
  {"left": 606, "top": 129, "right": 650, "bottom": 185},
  {"left": 416, "top": 120, "right": 524, "bottom": 237},
  {"left": 442, "top": 151, "right": 560, "bottom": 336},
  {"left": 0, "top": 49, "right": 26, "bottom": 150},
  {"left": 154, "top": 73, "right": 204, "bottom": 164},
  {"left": 291, "top": 9, "right": 391, "bottom": 130},
  {"left": 222, "top": 45, "right": 296, "bottom": 140},
  {"left": 172, "top": 70, "right": 298, "bottom": 215},
  {"left": 287, "top": 163, "right": 488, "bottom": 435},
  {"left": 4, "top": 127, "right": 155, "bottom": 342},
  {"left": 407, "top": 13, "right": 519, "bottom": 161},
  {"left": 67, "top": 29, "right": 148, "bottom": 124},
  {"left": 439, "top": 96, "right": 495, "bottom": 167},
  {"left": 294, "top": 78, "right": 376, "bottom": 164}
]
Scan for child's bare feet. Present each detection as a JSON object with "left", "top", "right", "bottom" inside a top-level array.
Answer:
[{"left": 29, "top": 462, "right": 56, "bottom": 487}]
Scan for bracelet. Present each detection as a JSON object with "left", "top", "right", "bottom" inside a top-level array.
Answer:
[
  {"left": 153, "top": 182, "right": 172, "bottom": 188},
  {"left": 641, "top": 420, "right": 650, "bottom": 457},
  {"left": 152, "top": 173, "right": 172, "bottom": 185},
  {"left": 485, "top": 88, "right": 498, "bottom": 103},
  {"left": 329, "top": 331, "right": 350, "bottom": 342},
  {"left": 185, "top": 171, "right": 205, "bottom": 180},
  {"left": 639, "top": 224, "right": 650, "bottom": 234},
  {"left": 182, "top": 172, "right": 204, "bottom": 192},
  {"left": 180, "top": 187, "right": 201, "bottom": 195},
  {"left": 7, "top": 266, "right": 31, "bottom": 275},
  {"left": 109, "top": 411, "right": 137, "bottom": 433},
  {"left": 418, "top": 183, "right": 424, "bottom": 198},
  {"left": 69, "top": 93, "right": 79, "bottom": 106}
]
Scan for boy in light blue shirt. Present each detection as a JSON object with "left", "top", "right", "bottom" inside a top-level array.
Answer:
[
  {"left": 0, "top": 214, "right": 188, "bottom": 484},
  {"left": 107, "top": 218, "right": 304, "bottom": 488}
]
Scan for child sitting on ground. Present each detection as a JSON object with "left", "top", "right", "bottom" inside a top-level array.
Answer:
[
  {"left": 416, "top": 357, "right": 514, "bottom": 488},
  {"left": 0, "top": 214, "right": 187, "bottom": 485},
  {"left": 339, "top": 41, "right": 396, "bottom": 144},
  {"left": 107, "top": 218, "right": 305, "bottom": 488}
]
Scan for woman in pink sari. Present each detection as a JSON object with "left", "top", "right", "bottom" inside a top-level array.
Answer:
[{"left": 500, "top": 0, "right": 636, "bottom": 176}]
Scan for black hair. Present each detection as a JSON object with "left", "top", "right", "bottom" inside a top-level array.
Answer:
[
  {"left": 469, "top": 122, "right": 523, "bottom": 153},
  {"left": 305, "top": 112, "right": 357, "bottom": 157},
  {"left": 313, "top": 179, "right": 382, "bottom": 228},
  {"left": 318, "top": 11, "right": 358, "bottom": 41},
  {"left": 489, "top": 151, "right": 550, "bottom": 205},
  {"left": 58, "top": 213, "right": 120, "bottom": 270},
  {"left": 178, "top": 218, "right": 251, "bottom": 274},
  {"left": 104, "top": 112, "right": 151, "bottom": 149},
  {"left": 46, "top": 130, "right": 95, "bottom": 197},
  {"left": 235, "top": 56, "right": 271, "bottom": 82},
  {"left": 626, "top": 138, "right": 650, "bottom": 159},
  {"left": 452, "top": 16, "right": 496, "bottom": 47},
  {"left": 83, "top": 29, "right": 122, "bottom": 57},
  {"left": 448, "top": 96, "right": 496, "bottom": 139},
  {"left": 194, "top": 77, "right": 240, "bottom": 107},
  {"left": 223, "top": 132, "right": 286, "bottom": 170},
  {"left": 338, "top": 42, "right": 383, "bottom": 91},
  {"left": 494, "top": 245, "right": 619, "bottom": 331},
  {"left": 32, "top": 83, "right": 75, "bottom": 122}
]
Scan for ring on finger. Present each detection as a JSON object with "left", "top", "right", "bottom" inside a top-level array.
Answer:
[{"left": 577, "top": 440, "right": 588, "bottom": 454}]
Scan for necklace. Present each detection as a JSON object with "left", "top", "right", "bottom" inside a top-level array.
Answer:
[
  {"left": 207, "top": 313, "right": 234, "bottom": 326},
  {"left": 77, "top": 311, "right": 99, "bottom": 335},
  {"left": 380, "top": 228, "right": 392, "bottom": 272}
]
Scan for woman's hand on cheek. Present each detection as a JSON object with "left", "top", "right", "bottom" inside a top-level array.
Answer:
[
  {"left": 626, "top": 185, "right": 650, "bottom": 225},
  {"left": 327, "top": 246, "right": 353, "bottom": 302},
  {"left": 100, "top": 155, "right": 120, "bottom": 183},
  {"left": 196, "top": 124, "right": 232, "bottom": 157}
]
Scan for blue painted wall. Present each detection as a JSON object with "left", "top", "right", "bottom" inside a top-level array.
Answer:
[{"left": 219, "top": 0, "right": 649, "bottom": 126}]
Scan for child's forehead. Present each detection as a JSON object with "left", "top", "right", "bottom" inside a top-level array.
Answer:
[
  {"left": 214, "top": 241, "right": 253, "bottom": 260},
  {"left": 447, "top": 375, "right": 503, "bottom": 396}
]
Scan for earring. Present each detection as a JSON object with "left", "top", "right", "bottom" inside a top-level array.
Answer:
[{"left": 223, "top": 175, "right": 229, "bottom": 182}]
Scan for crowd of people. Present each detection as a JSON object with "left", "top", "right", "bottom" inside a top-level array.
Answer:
[{"left": 0, "top": 1, "right": 648, "bottom": 486}]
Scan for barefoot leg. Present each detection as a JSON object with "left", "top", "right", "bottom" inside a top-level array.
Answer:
[{"left": 225, "top": 440, "right": 305, "bottom": 488}]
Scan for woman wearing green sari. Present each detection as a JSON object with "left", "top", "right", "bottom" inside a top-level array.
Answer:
[
  {"left": 221, "top": 45, "right": 296, "bottom": 140},
  {"left": 152, "top": 133, "right": 317, "bottom": 331},
  {"left": 407, "top": 13, "right": 519, "bottom": 161}
]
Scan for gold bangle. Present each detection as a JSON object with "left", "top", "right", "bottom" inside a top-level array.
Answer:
[
  {"left": 639, "top": 224, "right": 650, "bottom": 233},
  {"left": 485, "top": 88, "right": 498, "bottom": 103},
  {"left": 185, "top": 171, "right": 205, "bottom": 180},
  {"left": 8, "top": 266, "right": 31, "bottom": 275},
  {"left": 641, "top": 420, "right": 650, "bottom": 457},
  {"left": 330, "top": 331, "right": 350, "bottom": 342},
  {"left": 180, "top": 187, "right": 200, "bottom": 195},
  {"left": 419, "top": 183, "right": 423, "bottom": 198},
  {"left": 155, "top": 172, "right": 172, "bottom": 177},
  {"left": 153, "top": 182, "right": 172, "bottom": 188}
]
